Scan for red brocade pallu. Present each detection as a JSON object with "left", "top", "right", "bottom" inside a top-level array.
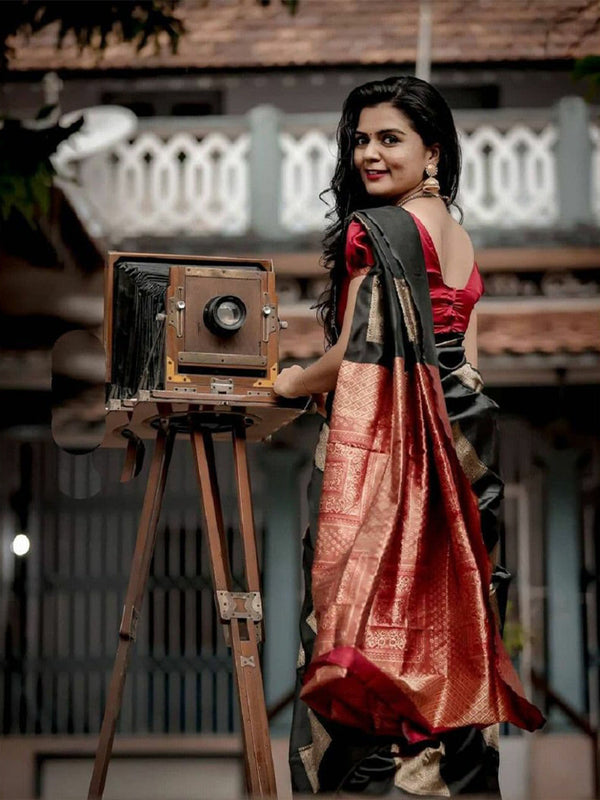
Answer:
[{"left": 300, "top": 207, "right": 544, "bottom": 739}]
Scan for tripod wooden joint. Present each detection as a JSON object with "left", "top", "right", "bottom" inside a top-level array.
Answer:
[
  {"left": 119, "top": 602, "right": 140, "bottom": 641},
  {"left": 216, "top": 590, "right": 263, "bottom": 622}
]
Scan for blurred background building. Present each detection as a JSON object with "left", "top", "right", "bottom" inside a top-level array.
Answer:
[{"left": 1, "top": 0, "right": 600, "bottom": 797}]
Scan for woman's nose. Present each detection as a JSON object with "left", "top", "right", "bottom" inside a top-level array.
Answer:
[{"left": 363, "top": 139, "right": 381, "bottom": 161}]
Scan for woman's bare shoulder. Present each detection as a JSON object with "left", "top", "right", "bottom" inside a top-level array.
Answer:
[
  {"left": 403, "top": 196, "right": 457, "bottom": 230},
  {"left": 403, "top": 196, "right": 445, "bottom": 231},
  {"left": 403, "top": 197, "right": 474, "bottom": 275}
]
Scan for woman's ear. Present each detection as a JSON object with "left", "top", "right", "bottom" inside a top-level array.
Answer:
[{"left": 427, "top": 144, "right": 441, "bottom": 166}]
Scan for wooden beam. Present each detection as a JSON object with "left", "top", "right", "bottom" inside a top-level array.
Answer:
[
  {"left": 475, "top": 247, "right": 600, "bottom": 272},
  {"left": 267, "top": 247, "right": 600, "bottom": 277},
  {"left": 277, "top": 299, "right": 600, "bottom": 361}
]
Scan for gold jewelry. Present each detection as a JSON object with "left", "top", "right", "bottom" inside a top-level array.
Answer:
[
  {"left": 423, "top": 162, "right": 441, "bottom": 197},
  {"left": 396, "top": 188, "right": 428, "bottom": 206}
]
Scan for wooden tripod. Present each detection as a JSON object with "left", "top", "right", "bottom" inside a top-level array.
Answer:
[{"left": 88, "top": 410, "right": 278, "bottom": 799}]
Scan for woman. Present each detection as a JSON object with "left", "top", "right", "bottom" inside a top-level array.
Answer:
[{"left": 273, "top": 76, "right": 544, "bottom": 797}]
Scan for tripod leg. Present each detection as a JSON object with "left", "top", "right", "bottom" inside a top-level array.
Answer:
[
  {"left": 191, "top": 426, "right": 277, "bottom": 798},
  {"left": 231, "top": 424, "right": 277, "bottom": 797},
  {"left": 232, "top": 423, "right": 261, "bottom": 595},
  {"left": 190, "top": 428, "right": 233, "bottom": 592},
  {"left": 88, "top": 424, "right": 175, "bottom": 800},
  {"left": 229, "top": 609, "right": 278, "bottom": 797}
]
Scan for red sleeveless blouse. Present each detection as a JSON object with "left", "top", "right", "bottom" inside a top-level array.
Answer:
[{"left": 337, "top": 215, "right": 484, "bottom": 333}]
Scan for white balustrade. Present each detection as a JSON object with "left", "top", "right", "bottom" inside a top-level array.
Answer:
[
  {"left": 64, "top": 105, "right": 598, "bottom": 240},
  {"left": 279, "top": 130, "right": 337, "bottom": 231},
  {"left": 74, "top": 130, "right": 250, "bottom": 238},
  {"left": 278, "top": 122, "right": 559, "bottom": 231},
  {"left": 458, "top": 124, "right": 558, "bottom": 227}
]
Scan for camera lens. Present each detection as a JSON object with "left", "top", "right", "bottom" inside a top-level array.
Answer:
[
  {"left": 216, "top": 301, "right": 243, "bottom": 328},
  {"left": 204, "top": 295, "right": 247, "bottom": 336}
]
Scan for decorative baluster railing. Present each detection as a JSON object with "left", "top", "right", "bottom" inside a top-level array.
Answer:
[
  {"left": 457, "top": 117, "right": 558, "bottom": 227},
  {"left": 279, "top": 113, "right": 338, "bottom": 232},
  {"left": 73, "top": 118, "right": 250, "bottom": 239},
  {"left": 64, "top": 101, "right": 599, "bottom": 243},
  {"left": 277, "top": 110, "right": 561, "bottom": 231}
]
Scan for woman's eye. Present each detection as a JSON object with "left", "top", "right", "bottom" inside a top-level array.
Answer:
[
  {"left": 354, "top": 136, "right": 368, "bottom": 146},
  {"left": 382, "top": 134, "right": 399, "bottom": 145}
]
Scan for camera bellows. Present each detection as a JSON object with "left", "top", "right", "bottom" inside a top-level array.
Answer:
[{"left": 110, "top": 261, "right": 169, "bottom": 400}]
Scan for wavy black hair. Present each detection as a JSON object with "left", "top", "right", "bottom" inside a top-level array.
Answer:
[{"left": 316, "top": 75, "right": 462, "bottom": 347}]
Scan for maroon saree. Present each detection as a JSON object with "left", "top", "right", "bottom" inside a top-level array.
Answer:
[{"left": 299, "top": 207, "right": 544, "bottom": 739}]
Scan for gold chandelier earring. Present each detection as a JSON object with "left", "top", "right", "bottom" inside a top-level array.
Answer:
[{"left": 423, "top": 163, "right": 441, "bottom": 197}]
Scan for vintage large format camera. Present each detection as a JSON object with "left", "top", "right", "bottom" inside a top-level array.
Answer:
[
  {"left": 103, "top": 251, "right": 302, "bottom": 445},
  {"left": 95, "top": 251, "right": 305, "bottom": 799}
]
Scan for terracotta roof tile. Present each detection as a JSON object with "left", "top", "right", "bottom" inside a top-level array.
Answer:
[
  {"left": 478, "top": 308, "right": 600, "bottom": 355},
  {"left": 6, "top": 0, "right": 600, "bottom": 72},
  {"left": 278, "top": 304, "right": 600, "bottom": 360}
]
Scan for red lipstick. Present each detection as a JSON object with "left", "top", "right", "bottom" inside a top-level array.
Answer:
[{"left": 365, "top": 169, "right": 388, "bottom": 181}]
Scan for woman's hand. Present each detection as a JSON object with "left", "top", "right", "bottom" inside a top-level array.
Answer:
[{"left": 273, "top": 365, "right": 308, "bottom": 398}]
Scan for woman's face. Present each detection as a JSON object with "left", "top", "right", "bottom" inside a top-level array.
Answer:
[{"left": 353, "top": 103, "right": 439, "bottom": 204}]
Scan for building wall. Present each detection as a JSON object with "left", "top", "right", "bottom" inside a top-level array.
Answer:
[{"left": 1, "top": 64, "right": 589, "bottom": 120}]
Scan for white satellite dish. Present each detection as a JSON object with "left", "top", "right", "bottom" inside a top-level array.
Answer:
[{"left": 52, "top": 105, "right": 138, "bottom": 169}]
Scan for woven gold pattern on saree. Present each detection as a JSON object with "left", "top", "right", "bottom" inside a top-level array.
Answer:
[
  {"left": 298, "top": 709, "right": 332, "bottom": 793},
  {"left": 483, "top": 723, "right": 500, "bottom": 751},
  {"left": 314, "top": 422, "right": 330, "bottom": 472},
  {"left": 306, "top": 610, "right": 318, "bottom": 635},
  {"left": 393, "top": 743, "right": 451, "bottom": 797},
  {"left": 451, "top": 421, "right": 488, "bottom": 484},
  {"left": 452, "top": 362, "right": 484, "bottom": 393},
  {"left": 393, "top": 277, "right": 419, "bottom": 343},
  {"left": 367, "top": 276, "right": 384, "bottom": 343}
]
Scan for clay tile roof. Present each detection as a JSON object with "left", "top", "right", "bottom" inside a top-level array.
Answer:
[
  {"left": 478, "top": 307, "right": 600, "bottom": 355},
  {"left": 279, "top": 303, "right": 600, "bottom": 360},
  {"left": 6, "top": 0, "right": 600, "bottom": 72}
]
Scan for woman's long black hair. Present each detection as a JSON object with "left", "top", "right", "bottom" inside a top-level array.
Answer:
[{"left": 316, "top": 75, "right": 462, "bottom": 347}]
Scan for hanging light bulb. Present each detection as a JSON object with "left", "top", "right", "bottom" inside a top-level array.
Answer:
[{"left": 11, "top": 533, "right": 30, "bottom": 557}]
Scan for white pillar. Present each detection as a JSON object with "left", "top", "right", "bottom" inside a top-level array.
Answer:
[
  {"left": 258, "top": 446, "right": 308, "bottom": 735},
  {"left": 546, "top": 448, "right": 585, "bottom": 721},
  {"left": 416, "top": 0, "right": 433, "bottom": 82},
  {"left": 556, "top": 96, "right": 593, "bottom": 227},
  {"left": 248, "top": 105, "right": 288, "bottom": 240}
]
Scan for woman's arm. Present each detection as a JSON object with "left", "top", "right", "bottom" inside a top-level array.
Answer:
[
  {"left": 463, "top": 309, "right": 478, "bottom": 368},
  {"left": 273, "top": 273, "right": 367, "bottom": 398}
]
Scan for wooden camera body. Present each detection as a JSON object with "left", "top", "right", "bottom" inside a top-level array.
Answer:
[{"left": 103, "top": 251, "right": 306, "bottom": 444}]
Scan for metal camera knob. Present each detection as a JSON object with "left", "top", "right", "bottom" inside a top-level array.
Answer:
[
  {"left": 176, "top": 300, "right": 186, "bottom": 311},
  {"left": 262, "top": 305, "right": 272, "bottom": 316},
  {"left": 279, "top": 320, "right": 288, "bottom": 330}
]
